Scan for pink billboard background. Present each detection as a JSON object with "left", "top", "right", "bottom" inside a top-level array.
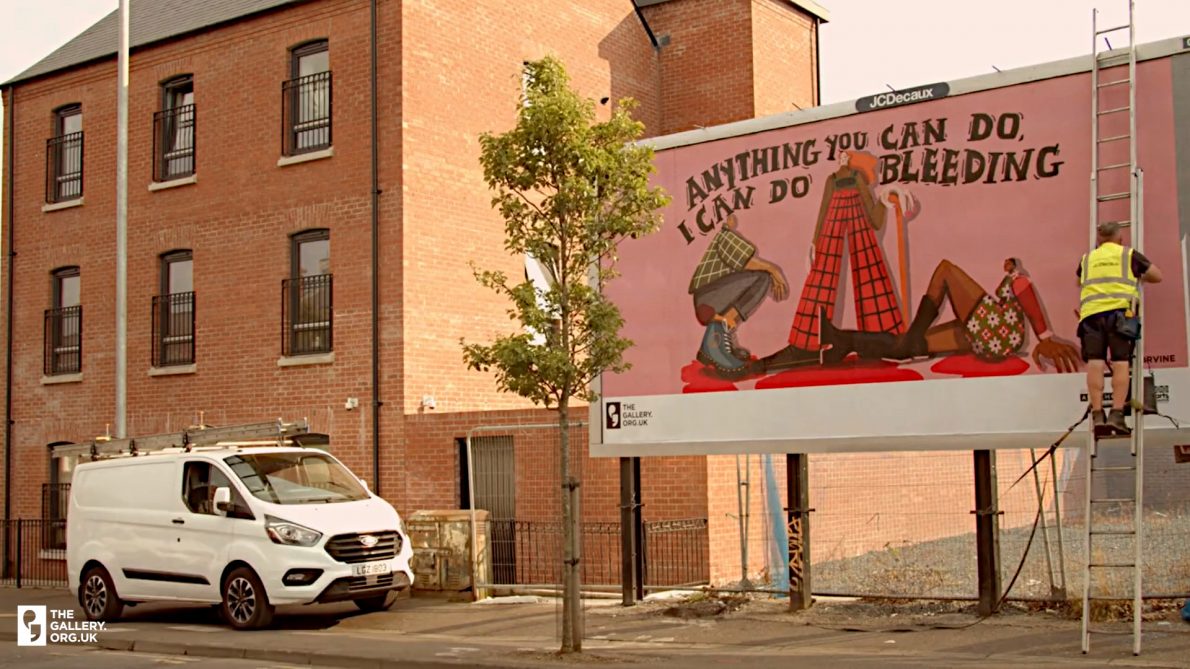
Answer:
[{"left": 604, "top": 59, "right": 1188, "bottom": 398}]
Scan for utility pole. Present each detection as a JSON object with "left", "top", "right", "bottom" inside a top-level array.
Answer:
[{"left": 115, "top": 0, "right": 129, "bottom": 438}]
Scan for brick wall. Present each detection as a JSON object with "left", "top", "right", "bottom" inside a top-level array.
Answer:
[
  {"left": 1, "top": 0, "right": 820, "bottom": 586},
  {"left": 751, "top": 0, "right": 818, "bottom": 114}
]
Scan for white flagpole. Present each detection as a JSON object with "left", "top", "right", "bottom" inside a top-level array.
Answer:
[{"left": 115, "top": 0, "right": 129, "bottom": 438}]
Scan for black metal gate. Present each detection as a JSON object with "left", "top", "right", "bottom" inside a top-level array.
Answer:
[{"left": 460, "top": 436, "right": 517, "bottom": 584}]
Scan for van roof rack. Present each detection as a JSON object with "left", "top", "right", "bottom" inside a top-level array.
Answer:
[{"left": 53, "top": 418, "right": 310, "bottom": 461}]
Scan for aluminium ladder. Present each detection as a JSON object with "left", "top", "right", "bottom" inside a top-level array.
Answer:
[
  {"left": 50, "top": 417, "right": 311, "bottom": 461},
  {"left": 1081, "top": 0, "right": 1145, "bottom": 656}
]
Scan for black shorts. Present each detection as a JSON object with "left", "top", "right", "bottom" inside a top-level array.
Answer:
[{"left": 1077, "top": 309, "right": 1134, "bottom": 362}]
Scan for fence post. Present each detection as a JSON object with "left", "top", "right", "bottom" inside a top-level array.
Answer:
[
  {"left": 632, "top": 458, "right": 644, "bottom": 601},
  {"left": 15, "top": 519, "right": 22, "bottom": 589},
  {"left": 974, "top": 450, "right": 1002, "bottom": 615},
  {"left": 619, "top": 457, "right": 638, "bottom": 606},
  {"left": 786, "top": 453, "right": 812, "bottom": 610}
]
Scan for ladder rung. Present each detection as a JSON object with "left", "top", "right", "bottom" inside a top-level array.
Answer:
[
  {"left": 1089, "top": 562, "right": 1136, "bottom": 568},
  {"left": 1096, "top": 134, "right": 1130, "bottom": 144},
  {"left": 1096, "top": 162, "right": 1130, "bottom": 171},
  {"left": 1097, "top": 106, "right": 1130, "bottom": 116},
  {"left": 1089, "top": 529, "right": 1136, "bottom": 536},
  {"left": 1086, "top": 627, "right": 1135, "bottom": 635},
  {"left": 1090, "top": 498, "right": 1136, "bottom": 504},
  {"left": 1093, "top": 429, "right": 1133, "bottom": 439},
  {"left": 1095, "top": 24, "right": 1130, "bottom": 35},
  {"left": 1091, "top": 465, "right": 1136, "bottom": 471},
  {"left": 1096, "top": 79, "right": 1130, "bottom": 89},
  {"left": 1096, "top": 51, "right": 1131, "bottom": 62},
  {"left": 1095, "top": 193, "right": 1131, "bottom": 202}
]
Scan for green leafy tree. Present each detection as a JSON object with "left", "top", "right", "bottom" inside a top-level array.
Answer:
[{"left": 463, "top": 56, "right": 669, "bottom": 653}]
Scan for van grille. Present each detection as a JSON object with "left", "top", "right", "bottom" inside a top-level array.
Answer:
[
  {"left": 347, "top": 573, "right": 394, "bottom": 591},
  {"left": 324, "top": 530, "right": 399, "bottom": 563}
]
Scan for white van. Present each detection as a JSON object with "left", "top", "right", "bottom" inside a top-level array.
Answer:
[{"left": 66, "top": 445, "right": 414, "bottom": 630}]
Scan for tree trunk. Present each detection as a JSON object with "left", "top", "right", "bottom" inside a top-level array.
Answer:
[{"left": 559, "top": 399, "right": 582, "bottom": 653}]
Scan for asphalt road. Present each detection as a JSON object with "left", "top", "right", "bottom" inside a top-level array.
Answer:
[{"left": 3, "top": 645, "right": 322, "bottom": 669}]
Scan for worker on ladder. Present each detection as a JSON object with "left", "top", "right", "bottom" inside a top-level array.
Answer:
[{"left": 1076, "top": 220, "right": 1162, "bottom": 436}]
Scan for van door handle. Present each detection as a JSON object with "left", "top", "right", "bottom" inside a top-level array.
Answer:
[{"left": 172, "top": 518, "right": 185, "bottom": 525}]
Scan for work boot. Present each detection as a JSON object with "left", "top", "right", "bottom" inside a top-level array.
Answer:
[
  {"left": 696, "top": 321, "right": 748, "bottom": 379},
  {"left": 882, "top": 296, "right": 938, "bottom": 361},
  {"left": 817, "top": 306, "right": 900, "bottom": 364},
  {"left": 759, "top": 344, "right": 819, "bottom": 372},
  {"left": 724, "top": 324, "right": 751, "bottom": 361},
  {"left": 1106, "top": 409, "right": 1131, "bottom": 436}
]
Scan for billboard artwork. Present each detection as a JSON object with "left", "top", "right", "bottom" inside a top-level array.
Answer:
[{"left": 594, "top": 43, "right": 1190, "bottom": 456}]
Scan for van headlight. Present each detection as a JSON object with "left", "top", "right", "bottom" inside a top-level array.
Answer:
[{"left": 264, "top": 515, "right": 322, "bottom": 547}]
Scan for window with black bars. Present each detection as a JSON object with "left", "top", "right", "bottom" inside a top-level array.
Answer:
[
  {"left": 153, "top": 75, "right": 195, "bottom": 181},
  {"left": 44, "top": 267, "right": 81, "bottom": 375},
  {"left": 283, "top": 229, "right": 332, "bottom": 355},
  {"left": 46, "top": 105, "right": 83, "bottom": 203},
  {"left": 282, "top": 40, "right": 331, "bottom": 156},
  {"left": 152, "top": 250, "right": 195, "bottom": 366}
]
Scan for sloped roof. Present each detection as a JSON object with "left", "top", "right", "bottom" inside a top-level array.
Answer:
[{"left": 4, "top": 0, "right": 311, "bottom": 86}]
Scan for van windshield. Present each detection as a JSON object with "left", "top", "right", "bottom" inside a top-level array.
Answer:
[{"left": 223, "top": 452, "right": 368, "bottom": 504}]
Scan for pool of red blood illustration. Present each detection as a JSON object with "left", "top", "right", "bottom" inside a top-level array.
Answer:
[{"left": 930, "top": 354, "right": 1030, "bottom": 377}]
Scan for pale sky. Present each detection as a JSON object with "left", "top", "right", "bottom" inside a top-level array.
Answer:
[{"left": 1, "top": 0, "right": 1190, "bottom": 197}]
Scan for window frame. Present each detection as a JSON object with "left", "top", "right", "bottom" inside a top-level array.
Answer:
[
  {"left": 154, "top": 75, "right": 196, "bottom": 182},
  {"left": 154, "top": 250, "right": 195, "bottom": 367},
  {"left": 283, "top": 40, "right": 332, "bottom": 156},
  {"left": 290, "top": 40, "right": 329, "bottom": 79},
  {"left": 47, "top": 104, "right": 83, "bottom": 203},
  {"left": 160, "top": 249, "right": 193, "bottom": 296},
  {"left": 284, "top": 229, "right": 332, "bottom": 355},
  {"left": 161, "top": 74, "right": 194, "bottom": 110},
  {"left": 51, "top": 266, "right": 80, "bottom": 309},
  {"left": 290, "top": 228, "right": 330, "bottom": 279},
  {"left": 46, "top": 266, "right": 82, "bottom": 376}
]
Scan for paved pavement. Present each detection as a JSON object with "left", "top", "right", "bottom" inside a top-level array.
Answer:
[
  {"left": 3, "top": 645, "right": 324, "bottom": 669},
  {"left": 0, "top": 587, "right": 1186, "bottom": 668}
]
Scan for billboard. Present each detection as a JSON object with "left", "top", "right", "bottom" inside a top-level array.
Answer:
[{"left": 593, "top": 38, "right": 1190, "bottom": 456}]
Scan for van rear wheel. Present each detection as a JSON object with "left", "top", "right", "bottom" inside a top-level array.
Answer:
[
  {"left": 221, "top": 567, "right": 274, "bottom": 630},
  {"left": 353, "top": 592, "right": 395, "bottom": 612},
  {"left": 79, "top": 565, "right": 124, "bottom": 623}
]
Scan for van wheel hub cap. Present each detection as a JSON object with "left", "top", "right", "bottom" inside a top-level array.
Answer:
[
  {"left": 227, "top": 577, "right": 256, "bottom": 623},
  {"left": 84, "top": 575, "right": 107, "bottom": 617}
]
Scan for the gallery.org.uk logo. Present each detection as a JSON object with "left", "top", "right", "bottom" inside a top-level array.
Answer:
[{"left": 16, "top": 605, "right": 105, "bottom": 646}]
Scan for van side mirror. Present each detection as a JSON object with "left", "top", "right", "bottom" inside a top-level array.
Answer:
[{"left": 213, "top": 487, "right": 232, "bottom": 514}]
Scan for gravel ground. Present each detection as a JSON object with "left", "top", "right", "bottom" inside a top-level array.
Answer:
[{"left": 812, "top": 510, "right": 1190, "bottom": 601}]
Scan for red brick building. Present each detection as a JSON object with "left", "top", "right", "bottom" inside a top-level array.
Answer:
[{"left": 1, "top": 0, "right": 826, "bottom": 586}]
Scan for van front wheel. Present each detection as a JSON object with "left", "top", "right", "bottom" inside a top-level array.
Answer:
[
  {"left": 221, "top": 567, "right": 274, "bottom": 630},
  {"left": 80, "top": 566, "right": 123, "bottom": 623}
]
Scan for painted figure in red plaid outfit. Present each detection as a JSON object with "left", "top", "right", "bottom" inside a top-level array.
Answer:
[{"left": 761, "top": 150, "right": 916, "bottom": 372}]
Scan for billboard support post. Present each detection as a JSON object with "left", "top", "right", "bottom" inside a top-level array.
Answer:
[
  {"left": 785, "top": 453, "right": 812, "bottom": 610},
  {"left": 619, "top": 456, "right": 641, "bottom": 606},
  {"left": 974, "top": 449, "right": 1002, "bottom": 615},
  {"left": 633, "top": 458, "right": 644, "bottom": 600}
]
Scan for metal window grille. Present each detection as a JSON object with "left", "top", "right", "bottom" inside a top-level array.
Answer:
[
  {"left": 281, "top": 71, "right": 332, "bottom": 156},
  {"left": 40, "top": 484, "right": 70, "bottom": 551},
  {"left": 153, "top": 104, "right": 195, "bottom": 181},
  {"left": 282, "top": 274, "right": 332, "bottom": 356},
  {"left": 152, "top": 291, "right": 195, "bottom": 366},
  {"left": 45, "top": 131, "right": 83, "bottom": 203},
  {"left": 43, "top": 305, "right": 82, "bottom": 375}
]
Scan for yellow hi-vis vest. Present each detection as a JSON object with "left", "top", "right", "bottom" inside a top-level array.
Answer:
[{"left": 1079, "top": 241, "right": 1139, "bottom": 321}]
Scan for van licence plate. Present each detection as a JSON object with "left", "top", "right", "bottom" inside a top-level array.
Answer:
[{"left": 352, "top": 561, "right": 391, "bottom": 577}]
